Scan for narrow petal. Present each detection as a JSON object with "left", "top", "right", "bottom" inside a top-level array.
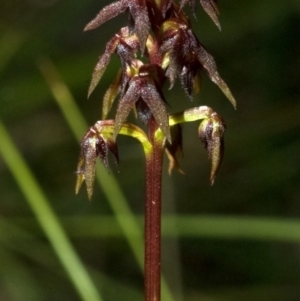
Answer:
[
  {"left": 198, "top": 114, "right": 225, "bottom": 184},
  {"left": 114, "top": 78, "right": 141, "bottom": 139},
  {"left": 129, "top": 0, "right": 150, "bottom": 53},
  {"left": 141, "top": 79, "right": 171, "bottom": 142},
  {"left": 76, "top": 124, "right": 122, "bottom": 200},
  {"left": 161, "top": 34, "right": 182, "bottom": 89},
  {"left": 81, "top": 135, "right": 98, "bottom": 200},
  {"left": 84, "top": 1, "right": 127, "bottom": 31},
  {"left": 195, "top": 44, "right": 236, "bottom": 108},
  {"left": 209, "top": 115, "right": 225, "bottom": 184},
  {"left": 88, "top": 36, "right": 120, "bottom": 97},
  {"left": 180, "top": 65, "right": 194, "bottom": 99},
  {"left": 199, "top": 0, "right": 221, "bottom": 30},
  {"left": 166, "top": 52, "right": 180, "bottom": 89}
]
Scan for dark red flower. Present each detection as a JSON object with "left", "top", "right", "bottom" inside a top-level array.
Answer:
[
  {"left": 84, "top": 0, "right": 150, "bottom": 53},
  {"left": 87, "top": 27, "right": 139, "bottom": 97},
  {"left": 198, "top": 112, "right": 225, "bottom": 184},
  {"left": 160, "top": 18, "right": 236, "bottom": 107},
  {"left": 76, "top": 122, "right": 119, "bottom": 199},
  {"left": 114, "top": 63, "right": 171, "bottom": 142}
]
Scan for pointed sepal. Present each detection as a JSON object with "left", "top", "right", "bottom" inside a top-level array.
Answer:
[
  {"left": 198, "top": 113, "right": 225, "bottom": 184},
  {"left": 87, "top": 35, "right": 120, "bottom": 97},
  {"left": 84, "top": 1, "right": 127, "bottom": 31},
  {"left": 160, "top": 20, "right": 235, "bottom": 106},
  {"left": 114, "top": 77, "right": 141, "bottom": 139},
  {"left": 199, "top": 0, "right": 221, "bottom": 30},
  {"left": 75, "top": 125, "right": 119, "bottom": 200},
  {"left": 114, "top": 64, "right": 171, "bottom": 142},
  {"left": 195, "top": 43, "right": 236, "bottom": 108},
  {"left": 75, "top": 132, "right": 98, "bottom": 200},
  {"left": 128, "top": 0, "right": 150, "bottom": 53}
]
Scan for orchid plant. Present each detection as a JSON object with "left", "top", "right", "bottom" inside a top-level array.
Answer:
[{"left": 75, "top": 1, "right": 236, "bottom": 300}]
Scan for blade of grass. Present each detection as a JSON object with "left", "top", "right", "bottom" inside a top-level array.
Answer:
[
  {"left": 10, "top": 214, "right": 300, "bottom": 243},
  {"left": 0, "top": 122, "right": 103, "bottom": 301},
  {"left": 0, "top": 216, "right": 143, "bottom": 301},
  {"left": 48, "top": 214, "right": 300, "bottom": 242},
  {"left": 168, "top": 215, "right": 300, "bottom": 241},
  {"left": 38, "top": 57, "right": 174, "bottom": 301}
]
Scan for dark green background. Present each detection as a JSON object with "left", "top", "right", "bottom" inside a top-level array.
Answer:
[{"left": 1, "top": 0, "right": 300, "bottom": 300}]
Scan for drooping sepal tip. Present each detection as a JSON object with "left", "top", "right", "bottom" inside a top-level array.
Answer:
[
  {"left": 200, "top": 0, "right": 221, "bottom": 31},
  {"left": 113, "top": 69, "right": 171, "bottom": 143},
  {"left": 75, "top": 171, "right": 85, "bottom": 195},
  {"left": 75, "top": 124, "right": 120, "bottom": 200},
  {"left": 195, "top": 44, "right": 237, "bottom": 109},
  {"left": 198, "top": 113, "right": 225, "bottom": 185}
]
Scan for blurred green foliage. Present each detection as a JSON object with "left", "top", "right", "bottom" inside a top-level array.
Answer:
[{"left": 0, "top": 0, "right": 300, "bottom": 300}]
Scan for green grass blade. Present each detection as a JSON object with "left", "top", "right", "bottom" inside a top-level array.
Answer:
[
  {"left": 10, "top": 214, "right": 300, "bottom": 243},
  {"left": 0, "top": 121, "right": 103, "bottom": 301}
]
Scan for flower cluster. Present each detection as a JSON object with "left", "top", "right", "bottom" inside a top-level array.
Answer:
[{"left": 76, "top": 0, "right": 235, "bottom": 198}]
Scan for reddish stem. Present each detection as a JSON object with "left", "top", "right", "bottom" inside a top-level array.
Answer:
[{"left": 145, "top": 117, "right": 164, "bottom": 301}]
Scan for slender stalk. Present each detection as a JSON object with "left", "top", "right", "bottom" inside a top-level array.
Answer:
[{"left": 145, "top": 117, "right": 164, "bottom": 301}]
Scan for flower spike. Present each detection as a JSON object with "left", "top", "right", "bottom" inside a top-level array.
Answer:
[{"left": 79, "top": 2, "right": 236, "bottom": 300}]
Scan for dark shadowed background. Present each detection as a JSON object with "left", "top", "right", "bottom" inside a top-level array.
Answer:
[{"left": 1, "top": 0, "right": 300, "bottom": 300}]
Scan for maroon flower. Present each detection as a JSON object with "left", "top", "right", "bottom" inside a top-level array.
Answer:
[
  {"left": 76, "top": 122, "right": 119, "bottom": 199},
  {"left": 77, "top": 2, "right": 236, "bottom": 300},
  {"left": 84, "top": 0, "right": 150, "bottom": 53},
  {"left": 198, "top": 112, "right": 226, "bottom": 184},
  {"left": 160, "top": 18, "right": 236, "bottom": 107},
  {"left": 114, "top": 63, "right": 171, "bottom": 142},
  {"left": 87, "top": 27, "right": 140, "bottom": 97}
]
